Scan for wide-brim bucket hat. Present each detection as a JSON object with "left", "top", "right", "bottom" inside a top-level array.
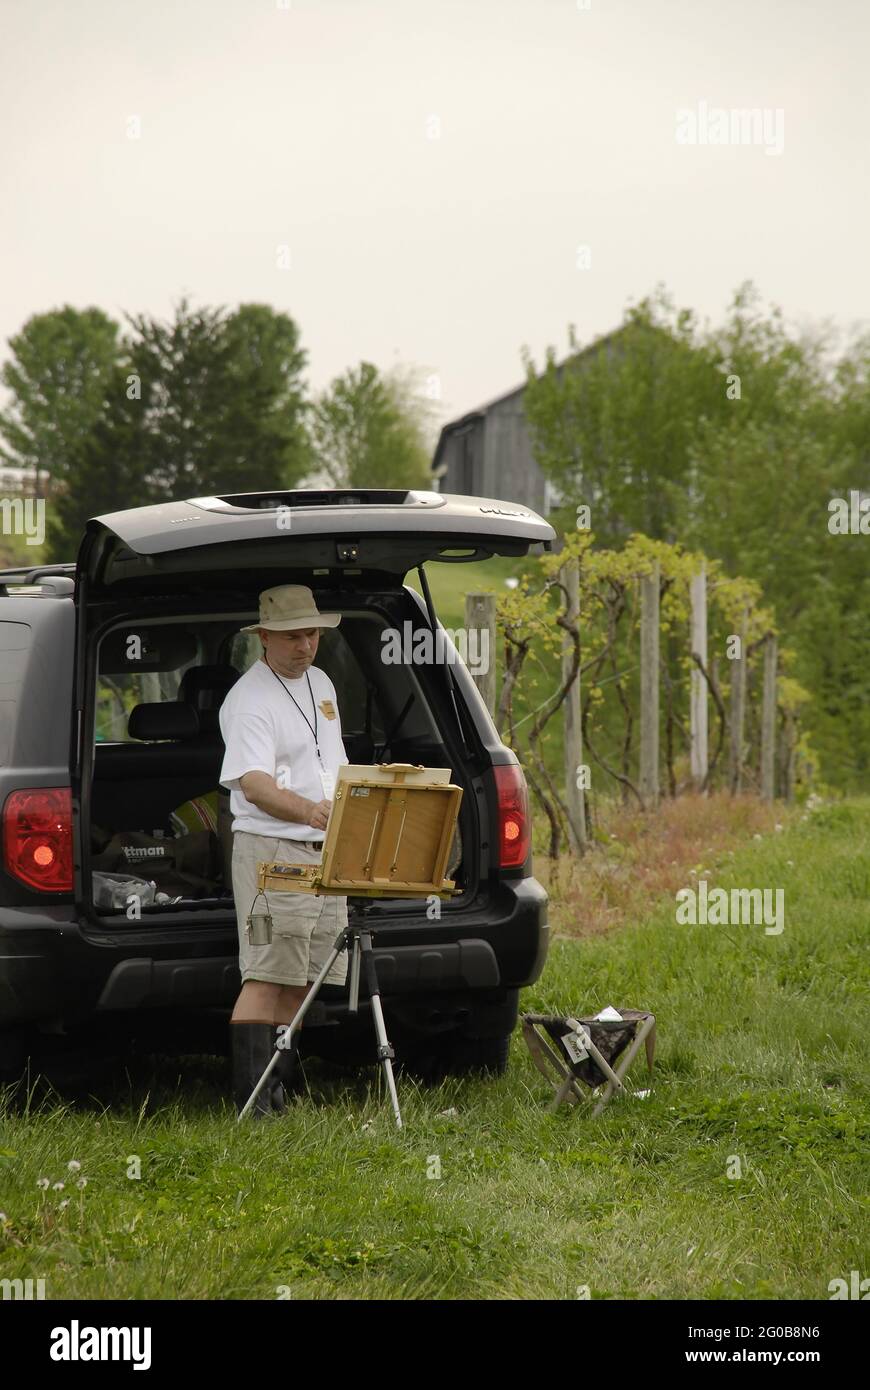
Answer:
[{"left": 240, "top": 584, "right": 342, "bottom": 633}]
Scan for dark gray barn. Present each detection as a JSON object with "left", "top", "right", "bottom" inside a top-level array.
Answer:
[
  {"left": 431, "top": 380, "right": 555, "bottom": 515},
  {"left": 431, "top": 327, "right": 628, "bottom": 514}
]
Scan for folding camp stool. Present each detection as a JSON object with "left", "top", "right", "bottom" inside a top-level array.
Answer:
[{"left": 521, "top": 1009, "right": 656, "bottom": 1117}]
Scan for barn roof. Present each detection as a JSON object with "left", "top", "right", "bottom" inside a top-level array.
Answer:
[{"left": 431, "top": 324, "right": 629, "bottom": 471}]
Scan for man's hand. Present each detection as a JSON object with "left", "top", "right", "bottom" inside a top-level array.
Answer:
[
  {"left": 309, "top": 798, "right": 331, "bottom": 831},
  {"left": 239, "top": 771, "right": 331, "bottom": 829}
]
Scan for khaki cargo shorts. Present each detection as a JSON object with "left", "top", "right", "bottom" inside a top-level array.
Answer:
[{"left": 232, "top": 831, "right": 348, "bottom": 987}]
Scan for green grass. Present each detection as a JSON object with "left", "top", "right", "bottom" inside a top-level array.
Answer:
[
  {"left": 407, "top": 553, "right": 528, "bottom": 630},
  {"left": 1, "top": 799, "right": 868, "bottom": 1300}
]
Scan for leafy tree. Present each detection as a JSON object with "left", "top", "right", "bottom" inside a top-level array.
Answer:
[
  {"left": 522, "top": 287, "right": 726, "bottom": 545},
  {"left": 0, "top": 306, "right": 121, "bottom": 494},
  {"left": 309, "top": 361, "right": 432, "bottom": 490},
  {"left": 521, "top": 283, "right": 870, "bottom": 790},
  {"left": 44, "top": 364, "right": 157, "bottom": 561},
  {"left": 122, "top": 299, "right": 310, "bottom": 499},
  {"left": 41, "top": 299, "right": 312, "bottom": 556}
]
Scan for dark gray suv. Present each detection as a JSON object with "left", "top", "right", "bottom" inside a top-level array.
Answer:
[{"left": 0, "top": 489, "right": 553, "bottom": 1084}]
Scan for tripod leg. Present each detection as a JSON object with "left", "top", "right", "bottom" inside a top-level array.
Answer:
[
  {"left": 348, "top": 932, "right": 362, "bottom": 1015},
  {"left": 369, "top": 991, "right": 402, "bottom": 1129},
  {"left": 359, "top": 930, "right": 402, "bottom": 1129}
]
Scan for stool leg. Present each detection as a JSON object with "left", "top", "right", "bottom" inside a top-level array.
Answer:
[
  {"left": 524, "top": 1021, "right": 586, "bottom": 1109},
  {"left": 590, "top": 1017, "right": 656, "bottom": 1117},
  {"left": 547, "top": 1070, "right": 580, "bottom": 1113}
]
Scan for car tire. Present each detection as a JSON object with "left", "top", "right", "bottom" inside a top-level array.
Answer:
[
  {"left": 400, "top": 1030, "right": 512, "bottom": 1081},
  {"left": 449, "top": 1031, "right": 511, "bottom": 1077}
]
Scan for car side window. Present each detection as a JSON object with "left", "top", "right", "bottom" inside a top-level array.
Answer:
[{"left": 95, "top": 626, "right": 200, "bottom": 743}]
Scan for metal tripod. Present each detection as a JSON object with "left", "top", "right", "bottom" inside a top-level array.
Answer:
[{"left": 237, "top": 898, "right": 403, "bottom": 1127}]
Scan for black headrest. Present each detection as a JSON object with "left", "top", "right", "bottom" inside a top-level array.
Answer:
[
  {"left": 178, "top": 664, "right": 239, "bottom": 706},
  {"left": 177, "top": 665, "right": 239, "bottom": 734},
  {"left": 128, "top": 702, "right": 200, "bottom": 742}
]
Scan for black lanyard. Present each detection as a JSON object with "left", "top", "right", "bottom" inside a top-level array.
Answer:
[{"left": 267, "top": 661, "right": 321, "bottom": 761}]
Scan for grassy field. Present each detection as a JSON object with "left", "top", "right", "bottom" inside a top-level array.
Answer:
[{"left": 1, "top": 797, "right": 868, "bottom": 1301}]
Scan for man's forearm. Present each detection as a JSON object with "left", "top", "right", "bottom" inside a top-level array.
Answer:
[{"left": 240, "top": 773, "right": 316, "bottom": 825}]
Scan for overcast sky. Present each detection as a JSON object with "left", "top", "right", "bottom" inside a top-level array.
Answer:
[{"left": 1, "top": 0, "right": 867, "bottom": 430}]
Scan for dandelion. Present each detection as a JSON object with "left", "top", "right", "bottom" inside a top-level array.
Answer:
[
  {"left": 59, "top": 1199, "right": 70, "bottom": 1210},
  {"left": 774, "top": 823, "right": 783, "bottom": 832},
  {"left": 76, "top": 1178, "right": 87, "bottom": 1190},
  {"left": 36, "top": 1178, "right": 50, "bottom": 1191},
  {"left": 52, "top": 1182, "right": 64, "bottom": 1192},
  {"left": 0, "top": 1212, "right": 7, "bottom": 1223},
  {"left": 67, "top": 1160, "right": 81, "bottom": 1173},
  {"left": 753, "top": 833, "right": 762, "bottom": 841}
]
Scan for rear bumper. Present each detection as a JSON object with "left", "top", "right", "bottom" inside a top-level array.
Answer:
[
  {"left": 94, "top": 937, "right": 504, "bottom": 1011},
  {"left": 0, "top": 877, "right": 548, "bottom": 1028}
]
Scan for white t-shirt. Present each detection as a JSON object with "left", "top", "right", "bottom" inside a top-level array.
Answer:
[{"left": 219, "top": 658, "right": 348, "bottom": 840}]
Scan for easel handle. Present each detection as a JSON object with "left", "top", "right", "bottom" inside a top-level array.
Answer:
[{"left": 376, "top": 762, "right": 424, "bottom": 784}]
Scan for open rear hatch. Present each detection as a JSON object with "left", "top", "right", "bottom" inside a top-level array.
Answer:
[
  {"left": 75, "top": 489, "right": 554, "bottom": 597},
  {"left": 73, "top": 490, "right": 555, "bottom": 923}
]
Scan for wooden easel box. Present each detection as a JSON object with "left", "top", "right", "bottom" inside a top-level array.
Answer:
[{"left": 257, "top": 763, "right": 463, "bottom": 899}]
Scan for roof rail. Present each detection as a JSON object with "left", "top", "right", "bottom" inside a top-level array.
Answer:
[{"left": 0, "top": 562, "right": 76, "bottom": 596}]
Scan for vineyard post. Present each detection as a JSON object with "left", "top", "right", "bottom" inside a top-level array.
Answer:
[
  {"left": 761, "top": 632, "right": 778, "bottom": 801},
  {"left": 640, "top": 560, "right": 660, "bottom": 810},
  {"left": 561, "top": 557, "right": 587, "bottom": 852},
  {"left": 464, "top": 592, "right": 496, "bottom": 716},
  {"left": 690, "top": 566, "right": 709, "bottom": 792},
  {"left": 729, "top": 607, "right": 749, "bottom": 793}
]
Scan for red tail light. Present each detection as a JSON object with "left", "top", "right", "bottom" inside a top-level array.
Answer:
[
  {"left": 493, "top": 763, "right": 530, "bottom": 868},
  {"left": 3, "top": 787, "right": 73, "bottom": 892}
]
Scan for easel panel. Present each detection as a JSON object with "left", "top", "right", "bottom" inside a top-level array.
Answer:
[{"left": 324, "top": 783, "right": 461, "bottom": 890}]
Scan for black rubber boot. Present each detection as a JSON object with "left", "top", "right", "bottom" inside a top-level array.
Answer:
[
  {"left": 231, "top": 1023, "right": 285, "bottom": 1118},
  {"left": 275, "top": 1026, "right": 305, "bottom": 1097}
]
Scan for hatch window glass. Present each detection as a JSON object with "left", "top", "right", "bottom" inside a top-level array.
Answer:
[{"left": 95, "top": 625, "right": 200, "bottom": 743}]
